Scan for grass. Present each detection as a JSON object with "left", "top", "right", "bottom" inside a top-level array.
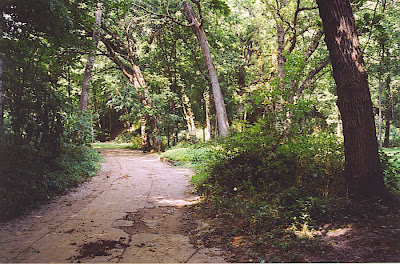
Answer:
[
  {"left": 161, "top": 147, "right": 207, "bottom": 162},
  {"left": 160, "top": 146, "right": 212, "bottom": 168}
]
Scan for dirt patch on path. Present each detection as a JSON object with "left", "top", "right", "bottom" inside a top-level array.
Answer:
[{"left": 0, "top": 149, "right": 228, "bottom": 263}]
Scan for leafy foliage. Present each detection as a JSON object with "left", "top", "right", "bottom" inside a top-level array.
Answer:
[
  {"left": 62, "top": 111, "right": 98, "bottom": 145},
  {"left": 0, "top": 145, "right": 102, "bottom": 222},
  {"left": 380, "top": 149, "right": 400, "bottom": 193},
  {"left": 1, "top": 0, "right": 399, "bottom": 229}
]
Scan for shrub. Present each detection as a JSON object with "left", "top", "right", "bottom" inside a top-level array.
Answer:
[
  {"left": 0, "top": 145, "right": 102, "bottom": 222},
  {"left": 62, "top": 111, "right": 98, "bottom": 145},
  {"left": 199, "top": 122, "right": 345, "bottom": 199},
  {"left": 380, "top": 149, "right": 400, "bottom": 193},
  {"left": 192, "top": 119, "right": 347, "bottom": 230}
]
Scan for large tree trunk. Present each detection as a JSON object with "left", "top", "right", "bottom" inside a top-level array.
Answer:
[
  {"left": 277, "top": 24, "right": 286, "bottom": 83},
  {"left": 378, "top": 75, "right": 383, "bottom": 148},
  {"left": 316, "top": 0, "right": 385, "bottom": 199},
  {"left": 274, "top": 0, "right": 291, "bottom": 130},
  {"left": 383, "top": 75, "right": 392, "bottom": 148},
  {"left": 204, "top": 89, "right": 212, "bottom": 141},
  {"left": 80, "top": 3, "right": 103, "bottom": 112},
  {"left": 182, "top": 91, "right": 196, "bottom": 137},
  {"left": 182, "top": 1, "right": 229, "bottom": 137}
]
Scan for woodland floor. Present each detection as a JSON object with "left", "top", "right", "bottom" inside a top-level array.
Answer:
[
  {"left": 189, "top": 206, "right": 400, "bottom": 263},
  {"left": 0, "top": 148, "right": 399, "bottom": 263}
]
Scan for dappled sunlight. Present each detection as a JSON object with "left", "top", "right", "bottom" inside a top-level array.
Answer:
[
  {"left": 290, "top": 224, "right": 353, "bottom": 240},
  {"left": 325, "top": 227, "right": 352, "bottom": 237},
  {"left": 153, "top": 196, "right": 201, "bottom": 207},
  {"left": 335, "top": 17, "right": 366, "bottom": 74}
]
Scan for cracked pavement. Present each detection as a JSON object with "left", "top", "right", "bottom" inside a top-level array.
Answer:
[{"left": 0, "top": 149, "right": 228, "bottom": 263}]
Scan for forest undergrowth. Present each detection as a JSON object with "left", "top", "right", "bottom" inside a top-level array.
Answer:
[
  {"left": 0, "top": 144, "right": 103, "bottom": 222},
  {"left": 163, "top": 119, "right": 400, "bottom": 262}
]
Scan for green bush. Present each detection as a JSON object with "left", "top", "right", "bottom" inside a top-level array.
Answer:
[
  {"left": 198, "top": 122, "right": 345, "bottom": 198},
  {"left": 380, "top": 149, "right": 400, "bottom": 193},
  {"left": 191, "top": 119, "right": 347, "bottom": 230},
  {"left": 0, "top": 145, "right": 102, "bottom": 222},
  {"left": 62, "top": 111, "right": 98, "bottom": 145}
]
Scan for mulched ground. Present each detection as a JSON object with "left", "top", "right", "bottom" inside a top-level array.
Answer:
[{"left": 184, "top": 200, "right": 400, "bottom": 263}]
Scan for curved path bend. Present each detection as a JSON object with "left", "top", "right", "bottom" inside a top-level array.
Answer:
[{"left": 0, "top": 149, "right": 227, "bottom": 263}]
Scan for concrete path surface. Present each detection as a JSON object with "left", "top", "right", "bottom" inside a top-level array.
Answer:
[{"left": 0, "top": 149, "right": 228, "bottom": 263}]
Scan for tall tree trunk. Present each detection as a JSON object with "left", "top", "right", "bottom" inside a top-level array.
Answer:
[
  {"left": 316, "top": 0, "right": 385, "bottom": 199},
  {"left": 182, "top": 92, "right": 196, "bottom": 137},
  {"left": 275, "top": 0, "right": 291, "bottom": 130},
  {"left": 378, "top": 42, "right": 385, "bottom": 148},
  {"left": 276, "top": 0, "right": 287, "bottom": 85},
  {"left": 204, "top": 89, "right": 212, "bottom": 141},
  {"left": 383, "top": 75, "right": 392, "bottom": 148},
  {"left": 384, "top": 117, "right": 391, "bottom": 148},
  {"left": 80, "top": 3, "right": 103, "bottom": 112},
  {"left": 182, "top": 1, "right": 229, "bottom": 137},
  {"left": 141, "top": 118, "right": 150, "bottom": 150},
  {"left": 277, "top": 23, "right": 286, "bottom": 83}
]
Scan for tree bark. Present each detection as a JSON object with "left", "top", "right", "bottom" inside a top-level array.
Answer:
[
  {"left": 276, "top": 0, "right": 287, "bottom": 85},
  {"left": 383, "top": 75, "right": 392, "bottom": 148},
  {"left": 277, "top": 23, "right": 286, "bottom": 83},
  {"left": 204, "top": 89, "right": 212, "bottom": 141},
  {"left": 316, "top": 0, "right": 385, "bottom": 199},
  {"left": 182, "top": 1, "right": 229, "bottom": 137},
  {"left": 80, "top": 3, "right": 103, "bottom": 112},
  {"left": 182, "top": 91, "right": 196, "bottom": 137}
]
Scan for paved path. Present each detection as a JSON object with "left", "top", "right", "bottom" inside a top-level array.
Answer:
[{"left": 0, "top": 149, "right": 227, "bottom": 263}]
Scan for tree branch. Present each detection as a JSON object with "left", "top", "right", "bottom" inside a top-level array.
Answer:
[
  {"left": 305, "top": 30, "right": 324, "bottom": 60},
  {"left": 131, "top": 2, "right": 192, "bottom": 27},
  {"left": 288, "top": 2, "right": 319, "bottom": 53},
  {"left": 190, "top": 0, "right": 204, "bottom": 27},
  {"left": 297, "top": 58, "right": 330, "bottom": 95}
]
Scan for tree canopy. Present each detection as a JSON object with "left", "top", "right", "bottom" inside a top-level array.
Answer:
[{"left": 1, "top": 0, "right": 400, "bottom": 199}]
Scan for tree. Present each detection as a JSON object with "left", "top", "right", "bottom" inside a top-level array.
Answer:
[
  {"left": 316, "top": 0, "right": 385, "bottom": 199},
  {"left": 100, "top": 24, "right": 164, "bottom": 151},
  {"left": 80, "top": 2, "right": 103, "bottom": 112},
  {"left": 182, "top": 0, "right": 229, "bottom": 137}
]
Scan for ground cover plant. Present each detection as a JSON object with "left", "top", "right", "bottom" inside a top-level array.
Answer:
[
  {"left": 163, "top": 119, "right": 400, "bottom": 262},
  {"left": 0, "top": 145, "right": 102, "bottom": 222},
  {"left": 161, "top": 143, "right": 213, "bottom": 169}
]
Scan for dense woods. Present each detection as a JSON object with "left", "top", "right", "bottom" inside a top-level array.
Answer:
[{"left": 1, "top": 0, "right": 400, "bottom": 261}]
